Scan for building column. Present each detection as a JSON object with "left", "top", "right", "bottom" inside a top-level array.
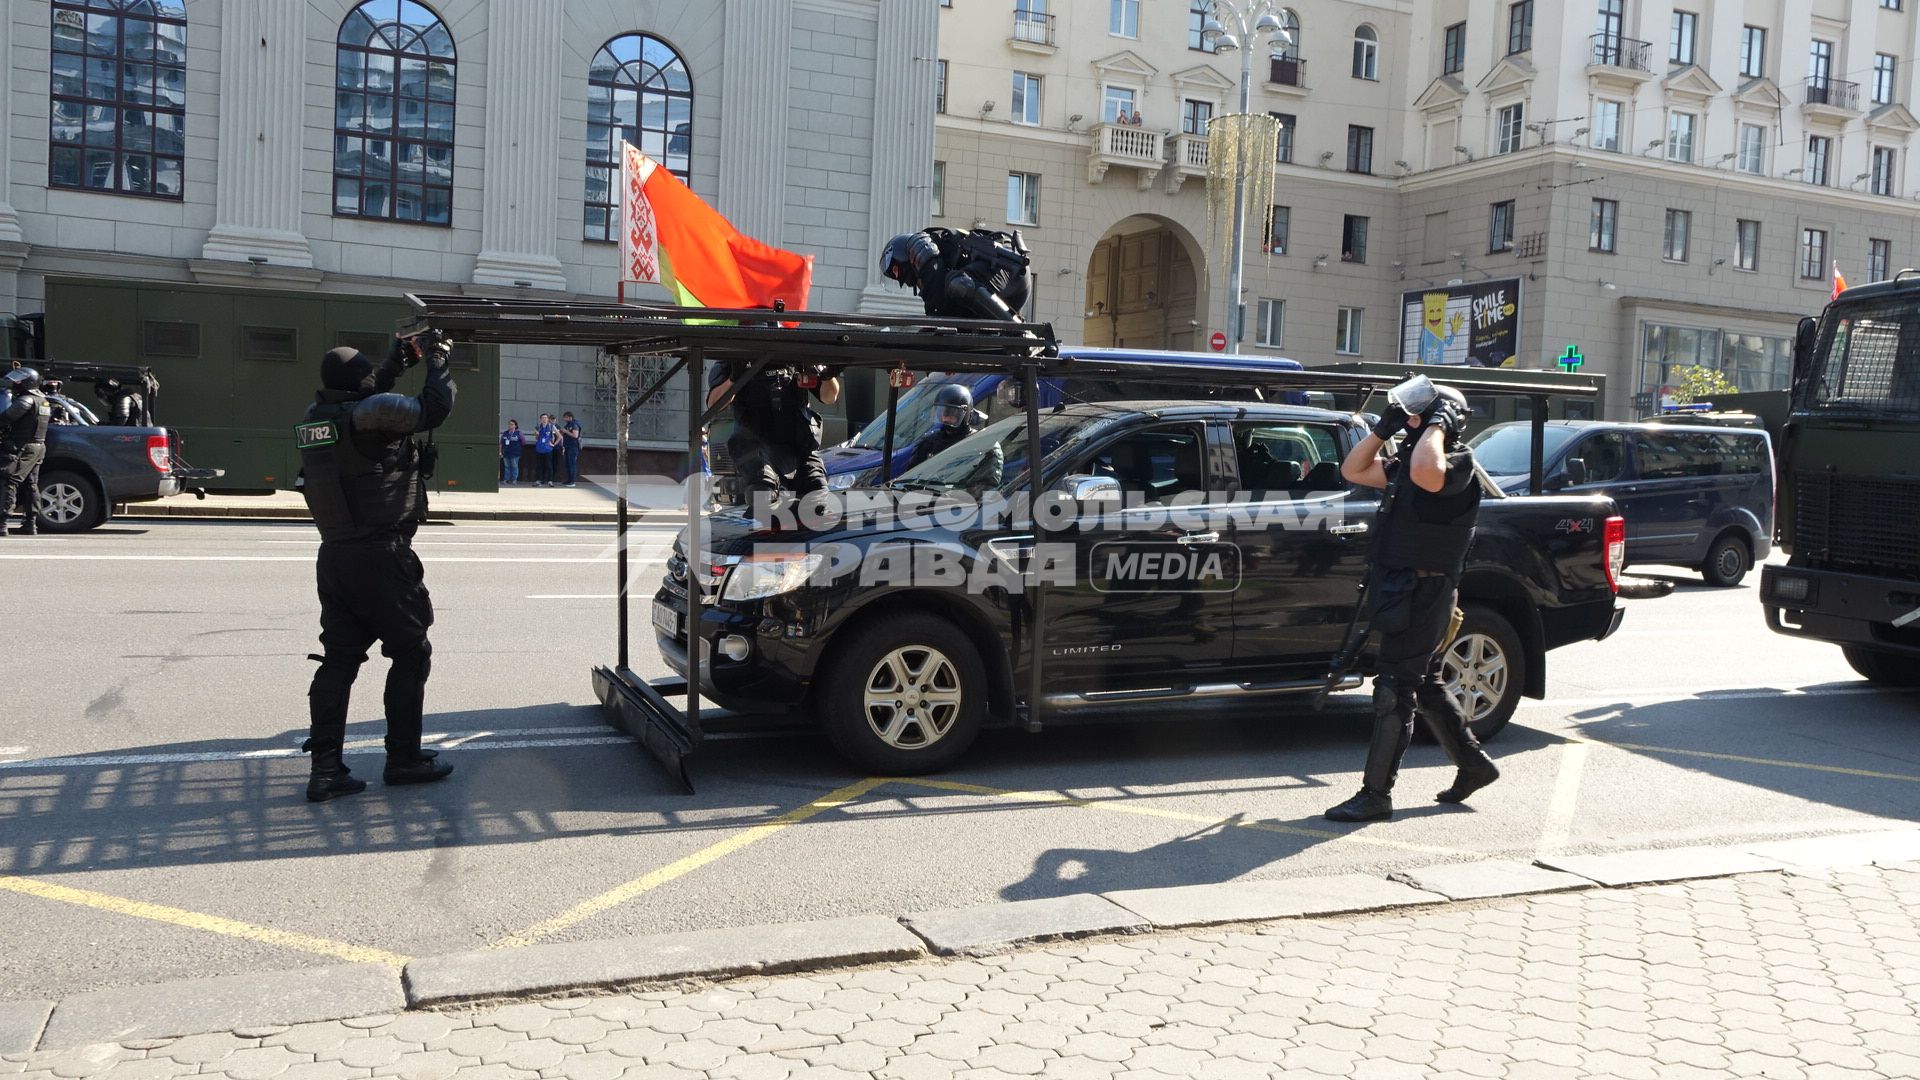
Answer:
[
  {"left": 472, "top": 0, "right": 568, "bottom": 291},
  {"left": 0, "top": 7, "right": 30, "bottom": 307},
  {"left": 718, "top": 0, "right": 792, "bottom": 244},
  {"left": 199, "top": 0, "right": 314, "bottom": 268},
  {"left": 858, "top": 0, "right": 938, "bottom": 314}
]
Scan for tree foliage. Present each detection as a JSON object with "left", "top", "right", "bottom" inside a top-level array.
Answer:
[{"left": 1670, "top": 365, "right": 1739, "bottom": 405}]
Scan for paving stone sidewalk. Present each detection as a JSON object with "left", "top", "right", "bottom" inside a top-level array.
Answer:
[{"left": 10, "top": 862, "right": 1920, "bottom": 1080}]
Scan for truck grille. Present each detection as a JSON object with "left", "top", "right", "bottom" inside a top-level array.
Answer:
[{"left": 1795, "top": 471, "right": 1920, "bottom": 574}]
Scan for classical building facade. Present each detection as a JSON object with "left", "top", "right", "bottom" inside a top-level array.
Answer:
[
  {"left": 0, "top": 0, "right": 934, "bottom": 448},
  {"left": 937, "top": 0, "right": 1920, "bottom": 417}
]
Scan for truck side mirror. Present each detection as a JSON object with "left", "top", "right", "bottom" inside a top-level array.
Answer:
[
  {"left": 1792, "top": 316, "right": 1819, "bottom": 387},
  {"left": 1562, "top": 458, "right": 1588, "bottom": 487},
  {"left": 1056, "top": 474, "right": 1121, "bottom": 503}
]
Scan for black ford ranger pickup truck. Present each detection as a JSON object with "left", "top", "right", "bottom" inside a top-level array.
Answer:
[{"left": 654, "top": 401, "right": 1627, "bottom": 773}]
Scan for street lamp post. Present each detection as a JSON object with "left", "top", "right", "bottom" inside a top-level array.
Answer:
[{"left": 1202, "top": 2, "right": 1292, "bottom": 353}]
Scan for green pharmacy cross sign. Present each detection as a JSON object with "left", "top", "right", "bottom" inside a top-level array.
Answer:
[{"left": 1556, "top": 345, "right": 1585, "bottom": 372}]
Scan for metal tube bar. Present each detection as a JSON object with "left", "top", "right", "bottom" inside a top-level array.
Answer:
[
  {"left": 698, "top": 357, "right": 771, "bottom": 429},
  {"left": 623, "top": 357, "right": 687, "bottom": 416},
  {"left": 1023, "top": 363, "right": 1045, "bottom": 732},
  {"left": 615, "top": 352, "right": 630, "bottom": 671},
  {"left": 1529, "top": 394, "right": 1548, "bottom": 495},
  {"left": 881, "top": 379, "right": 900, "bottom": 483},
  {"left": 686, "top": 345, "right": 705, "bottom": 741}
]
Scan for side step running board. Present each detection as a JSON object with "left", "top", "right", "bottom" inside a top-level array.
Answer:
[{"left": 1042, "top": 674, "right": 1364, "bottom": 712}]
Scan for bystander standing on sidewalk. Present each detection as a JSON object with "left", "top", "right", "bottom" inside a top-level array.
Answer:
[
  {"left": 499, "top": 419, "right": 522, "bottom": 485},
  {"left": 532, "top": 413, "right": 560, "bottom": 487},
  {"left": 560, "top": 411, "right": 582, "bottom": 487}
]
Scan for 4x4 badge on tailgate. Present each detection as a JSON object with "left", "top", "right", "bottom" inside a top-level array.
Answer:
[{"left": 1555, "top": 518, "right": 1594, "bottom": 534}]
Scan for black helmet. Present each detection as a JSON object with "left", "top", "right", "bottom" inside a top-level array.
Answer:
[
  {"left": 880, "top": 234, "right": 917, "bottom": 285},
  {"left": 1423, "top": 384, "right": 1469, "bottom": 443},
  {"left": 933, "top": 382, "right": 974, "bottom": 432},
  {"left": 2, "top": 366, "right": 40, "bottom": 393}
]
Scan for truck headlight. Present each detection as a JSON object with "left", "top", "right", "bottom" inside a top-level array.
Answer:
[
  {"left": 828, "top": 471, "right": 857, "bottom": 490},
  {"left": 1769, "top": 574, "right": 1812, "bottom": 604},
  {"left": 722, "top": 550, "right": 826, "bottom": 601}
]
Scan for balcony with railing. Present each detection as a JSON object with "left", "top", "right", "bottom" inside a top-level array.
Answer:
[
  {"left": 1166, "top": 131, "right": 1209, "bottom": 193},
  {"left": 1586, "top": 33, "right": 1653, "bottom": 85},
  {"left": 1009, "top": 10, "right": 1056, "bottom": 54},
  {"left": 1087, "top": 121, "right": 1165, "bottom": 189},
  {"left": 1804, "top": 78, "right": 1862, "bottom": 120},
  {"left": 1266, "top": 55, "right": 1307, "bottom": 97}
]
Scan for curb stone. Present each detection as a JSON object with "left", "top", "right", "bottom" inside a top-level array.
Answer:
[
  {"left": 36, "top": 965, "right": 402, "bottom": 1052},
  {"left": 901, "top": 894, "right": 1148, "bottom": 956},
  {"left": 403, "top": 914, "right": 924, "bottom": 1008},
  {"left": 14, "top": 832, "right": 1920, "bottom": 1053}
]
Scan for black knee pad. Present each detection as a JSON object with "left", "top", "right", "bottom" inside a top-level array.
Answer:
[
  {"left": 309, "top": 650, "right": 366, "bottom": 691},
  {"left": 384, "top": 637, "right": 432, "bottom": 680},
  {"left": 1372, "top": 675, "right": 1415, "bottom": 716}
]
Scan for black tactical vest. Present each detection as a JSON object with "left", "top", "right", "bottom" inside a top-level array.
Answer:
[
  {"left": 731, "top": 364, "right": 814, "bottom": 447},
  {"left": 297, "top": 399, "right": 422, "bottom": 542},
  {"left": 5, "top": 390, "right": 50, "bottom": 447},
  {"left": 1375, "top": 451, "right": 1480, "bottom": 576}
]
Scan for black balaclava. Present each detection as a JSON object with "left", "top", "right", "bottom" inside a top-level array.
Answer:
[{"left": 320, "top": 347, "right": 376, "bottom": 393}]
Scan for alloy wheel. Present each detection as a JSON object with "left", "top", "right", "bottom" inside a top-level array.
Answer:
[
  {"left": 863, "top": 645, "right": 964, "bottom": 750},
  {"left": 1441, "top": 632, "right": 1509, "bottom": 725},
  {"left": 39, "top": 483, "right": 85, "bottom": 526}
]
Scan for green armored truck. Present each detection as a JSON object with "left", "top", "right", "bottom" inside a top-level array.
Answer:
[{"left": 1761, "top": 274, "right": 1920, "bottom": 685}]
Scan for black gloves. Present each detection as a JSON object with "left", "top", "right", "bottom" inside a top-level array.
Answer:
[
  {"left": 1369, "top": 402, "right": 1409, "bottom": 441},
  {"left": 424, "top": 333, "right": 453, "bottom": 369},
  {"left": 1429, "top": 398, "right": 1468, "bottom": 438}
]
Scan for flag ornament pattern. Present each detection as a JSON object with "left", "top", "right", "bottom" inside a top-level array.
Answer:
[{"left": 618, "top": 143, "right": 813, "bottom": 311}]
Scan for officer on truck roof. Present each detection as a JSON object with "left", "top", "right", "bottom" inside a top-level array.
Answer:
[
  {"left": 880, "top": 227, "right": 1033, "bottom": 321},
  {"left": 294, "top": 332, "right": 457, "bottom": 802}
]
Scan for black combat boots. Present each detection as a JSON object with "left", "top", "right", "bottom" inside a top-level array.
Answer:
[
  {"left": 1324, "top": 787, "right": 1394, "bottom": 822},
  {"left": 1417, "top": 684, "right": 1500, "bottom": 804},
  {"left": 383, "top": 754, "right": 454, "bottom": 786},
  {"left": 306, "top": 746, "right": 368, "bottom": 803}
]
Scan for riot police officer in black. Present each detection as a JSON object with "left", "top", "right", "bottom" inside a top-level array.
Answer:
[
  {"left": 296, "top": 334, "right": 456, "bottom": 802},
  {"left": 707, "top": 358, "right": 841, "bottom": 499},
  {"left": 903, "top": 382, "right": 984, "bottom": 471},
  {"left": 1324, "top": 382, "right": 1499, "bottom": 823},
  {"left": 880, "top": 227, "right": 1032, "bottom": 321},
  {"left": 0, "top": 366, "right": 51, "bottom": 536}
]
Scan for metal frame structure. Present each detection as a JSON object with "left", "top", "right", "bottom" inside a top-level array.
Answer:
[{"left": 403, "top": 294, "right": 1600, "bottom": 792}]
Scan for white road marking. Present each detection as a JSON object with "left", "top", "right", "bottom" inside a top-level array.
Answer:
[
  {"left": 1518, "top": 684, "right": 1914, "bottom": 711},
  {"left": 0, "top": 726, "right": 632, "bottom": 770},
  {"left": 1534, "top": 742, "right": 1589, "bottom": 856},
  {"left": 528, "top": 594, "right": 620, "bottom": 599}
]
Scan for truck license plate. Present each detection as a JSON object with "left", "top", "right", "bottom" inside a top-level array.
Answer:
[{"left": 652, "top": 601, "right": 679, "bottom": 639}]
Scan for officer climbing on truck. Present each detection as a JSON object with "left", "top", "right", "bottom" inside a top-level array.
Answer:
[{"left": 880, "top": 227, "right": 1033, "bottom": 321}]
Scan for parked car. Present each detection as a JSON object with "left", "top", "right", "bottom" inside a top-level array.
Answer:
[
  {"left": 1471, "top": 420, "right": 1774, "bottom": 587},
  {"left": 24, "top": 363, "right": 223, "bottom": 532},
  {"left": 655, "top": 400, "right": 1628, "bottom": 774}
]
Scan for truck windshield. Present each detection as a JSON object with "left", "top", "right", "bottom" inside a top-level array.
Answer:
[
  {"left": 888, "top": 410, "right": 1130, "bottom": 497},
  {"left": 847, "top": 375, "right": 982, "bottom": 450},
  {"left": 1468, "top": 423, "right": 1581, "bottom": 476},
  {"left": 1805, "top": 300, "right": 1920, "bottom": 417}
]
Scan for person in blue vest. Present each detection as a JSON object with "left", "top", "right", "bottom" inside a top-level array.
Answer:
[
  {"left": 560, "top": 411, "right": 583, "bottom": 487},
  {"left": 532, "top": 413, "right": 561, "bottom": 486},
  {"left": 499, "top": 419, "right": 522, "bottom": 485}
]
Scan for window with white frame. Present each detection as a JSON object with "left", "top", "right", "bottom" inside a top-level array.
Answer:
[
  {"left": 1102, "top": 85, "right": 1136, "bottom": 123},
  {"left": 1256, "top": 299, "right": 1285, "bottom": 347},
  {"left": 1737, "top": 123, "right": 1767, "bottom": 174},
  {"left": 1807, "top": 135, "right": 1832, "bottom": 185},
  {"left": 1007, "top": 171, "right": 1039, "bottom": 225},
  {"left": 1740, "top": 26, "right": 1765, "bottom": 78},
  {"left": 1592, "top": 100, "right": 1622, "bottom": 151},
  {"left": 1666, "top": 111, "right": 1696, "bottom": 163},
  {"left": 1809, "top": 40, "right": 1835, "bottom": 96},
  {"left": 1870, "top": 238, "right": 1892, "bottom": 281},
  {"left": 1873, "top": 146, "right": 1899, "bottom": 196},
  {"left": 1182, "top": 98, "right": 1214, "bottom": 135},
  {"left": 936, "top": 60, "right": 947, "bottom": 113},
  {"left": 1800, "top": 227, "right": 1828, "bottom": 279},
  {"left": 1336, "top": 307, "right": 1364, "bottom": 354},
  {"left": 1663, "top": 208, "right": 1692, "bottom": 262},
  {"left": 1267, "top": 204, "right": 1289, "bottom": 254},
  {"left": 1496, "top": 102, "right": 1525, "bottom": 154},
  {"left": 1012, "top": 73, "right": 1042, "bottom": 125},
  {"left": 1110, "top": 0, "right": 1139, "bottom": 38},
  {"left": 1875, "top": 54, "right": 1898, "bottom": 105},
  {"left": 1670, "top": 10, "right": 1697, "bottom": 65},
  {"left": 931, "top": 161, "right": 945, "bottom": 217},
  {"left": 1352, "top": 25, "right": 1378, "bottom": 80},
  {"left": 1489, "top": 200, "right": 1515, "bottom": 252},
  {"left": 1735, "top": 219, "right": 1760, "bottom": 271}
]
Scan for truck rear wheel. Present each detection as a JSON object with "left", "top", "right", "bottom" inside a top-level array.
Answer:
[
  {"left": 1437, "top": 605, "right": 1526, "bottom": 742},
  {"left": 1843, "top": 646, "right": 1920, "bottom": 687},
  {"left": 819, "top": 612, "right": 986, "bottom": 774},
  {"left": 37, "top": 469, "right": 105, "bottom": 532}
]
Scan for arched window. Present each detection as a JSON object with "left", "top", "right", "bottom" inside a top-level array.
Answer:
[
  {"left": 334, "top": 0, "right": 456, "bottom": 226},
  {"left": 1352, "top": 24, "right": 1378, "bottom": 80},
  {"left": 49, "top": 0, "right": 188, "bottom": 198},
  {"left": 1275, "top": 9, "right": 1300, "bottom": 59},
  {"left": 585, "top": 33, "right": 692, "bottom": 242}
]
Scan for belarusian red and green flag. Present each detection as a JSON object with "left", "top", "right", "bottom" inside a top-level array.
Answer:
[{"left": 619, "top": 143, "right": 813, "bottom": 311}]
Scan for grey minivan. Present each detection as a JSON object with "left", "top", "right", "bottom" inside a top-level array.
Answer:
[{"left": 1470, "top": 421, "right": 1775, "bottom": 587}]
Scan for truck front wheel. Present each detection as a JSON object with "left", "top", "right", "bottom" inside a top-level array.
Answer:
[
  {"left": 1843, "top": 646, "right": 1920, "bottom": 687},
  {"left": 1437, "top": 605, "right": 1526, "bottom": 742},
  {"left": 819, "top": 612, "right": 987, "bottom": 774},
  {"left": 37, "top": 469, "right": 106, "bottom": 532}
]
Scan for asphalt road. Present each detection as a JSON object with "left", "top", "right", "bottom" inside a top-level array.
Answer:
[{"left": 2, "top": 519, "right": 1916, "bottom": 1001}]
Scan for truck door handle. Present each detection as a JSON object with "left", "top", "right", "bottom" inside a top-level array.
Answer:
[
  {"left": 1330, "top": 523, "right": 1369, "bottom": 536},
  {"left": 1175, "top": 531, "right": 1220, "bottom": 545}
]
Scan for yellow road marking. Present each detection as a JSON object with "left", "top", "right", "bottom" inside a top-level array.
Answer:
[
  {"left": 0, "top": 875, "right": 409, "bottom": 967},
  {"left": 492, "top": 776, "right": 888, "bottom": 949},
  {"left": 900, "top": 777, "right": 1477, "bottom": 858},
  {"left": 1569, "top": 735, "right": 1920, "bottom": 783},
  {"left": 1535, "top": 742, "right": 1589, "bottom": 857}
]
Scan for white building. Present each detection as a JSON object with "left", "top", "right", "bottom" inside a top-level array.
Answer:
[
  {"left": 0, "top": 0, "right": 936, "bottom": 446},
  {"left": 936, "top": 0, "right": 1920, "bottom": 418}
]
